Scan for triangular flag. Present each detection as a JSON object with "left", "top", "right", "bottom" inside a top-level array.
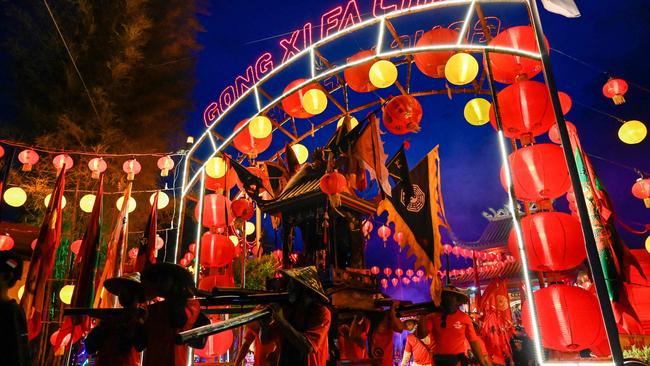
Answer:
[
  {"left": 134, "top": 190, "right": 158, "bottom": 272},
  {"left": 541, "top": 0, "right": 580, "bottom": 18}
]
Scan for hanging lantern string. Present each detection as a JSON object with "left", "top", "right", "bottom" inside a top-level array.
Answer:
[
  {"left": 571, "top": 99, "right": 627, "bottom": 124},
  {"left": 0, "top": 139, "right": 185, "bottom": 158},
  {"left": 586, "top": 153, "right": 650, "bottom": 177}
]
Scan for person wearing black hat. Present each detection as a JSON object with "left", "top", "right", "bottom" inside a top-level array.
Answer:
[
  {"left": 0, "top": 251, "right": 30, "bottom": 366},
  {"left": 426, "top": 286, "right": 492, "bottom": 366}
]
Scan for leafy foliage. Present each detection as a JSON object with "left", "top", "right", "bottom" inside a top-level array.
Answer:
[
  {"left": 233, "top": 254, "right": 281, "bottom": 291},
  {"left": 624, "top": 346, "right": 650, "bottom": 364}
]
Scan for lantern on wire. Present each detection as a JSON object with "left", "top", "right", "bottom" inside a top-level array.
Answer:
[
  {"left": 245, "top": 221, "right": 255, "bottom": 236},
  {"left": 248, "top": 115, "right": 273, "bottom": 139},
  {"left": 377, "top": 225, "right": 391, "bottom": 246},
  {"left": 391, "top": 277, "right": 399, "bottom": 287},
  {"left": 301, "top": 88, "right": 328, "bottom": 115},
  {"left": 632, "top": 177, "right": 650, "bottom": 208},
  {"left": 362, "top": 220, "right": 374, "bottom": 238},
  {"left": 548, "top": 121, "right": 577, "bottom": 145},
  {"left": 370, "top": 266, "right": 380, "bottom": 275},
  {"left": 402, "top": 277, "right": 411, "bottom": 285},
  {"left": 320, "top": 170, "right": 347, "bottom": 207},
  {"left": 194, "top": 193, "right": 233, "bottom": 232},
  {"left": 395, "top": 268, "right": 404, "bottom": 278},
  {"left": 195, "top": 317, "right": 234, "bottom": 359},
  {"left": 233, "top": 119, "right": 273, "bottom": 157},
  {"left": 157, "top": 155, "right": 175, "bottom": 177},
  {"left": 369, "top": 60, "right": 398, "bottom": 89},
  {"left": 413, "top": 28, "right": 459, "bottom": 78},
  {"left": 232, "top": 198, "right": 254, "bottom": 221},
  {"left": 444, "top": 53, "right": 479, "bottom": 85},
  {"left": 150, "top": 191, "right": 169, "bottom": 209},
  {"left": 405, "top": 269, "right": 414, "bottom": 278},
  {"left": 382, "top": 95, "right": 423, "bottom": 135},
  {"left": 155, "top": 235, "right": 165, "bottom": 250},
  {"left": 59, "top": 285, "right": 75, "bottom": 305},
  {"left": 337, "top": 115, "right": 359, "bottom": 131},
  {"left": 116, "top": 195, "right": 137, "bottom": 213},
  {"left": 618, "top": 120, "right": 647, "bottom": 145},
  {"left": 3, "top": 187, "right": 27, "bottom": 207},
  {"left": 380, "top": 278, "right": 388, "bottom": 289},
  {"left": 44, "top": 193, "right": 66, "bottom": 209},
  {"left": 281, "top": 79, "right": 319, "bottom": 118},
  {"left": 88, "top": 157, "right": 107, "bottom": 179},
  {"left": 487, "top": 26, "right": 547, "bottom": 84},
  {"left": 18, "top": 149, "right": 39, "bottom": 171},
  {"left": 464, "top": 98, "right": 491, "bottom": 126},
  {"left": 416, "top": 269, "right": 425, "bottom": 278},
  {"left": 393, "top": 231, "right": 405, "bottom": 245},
  {"left": 344, "top": 50, "right": 378, "bottom": 93},
  {"left": 206, "top": 156, "right": 228, "bottom": 179},
  {"left": 0, "top": 234, "right": 14, "bottom": 251},
  {"left": 0, "top": 145, "right": 4, "bottom": 159},
  {"left": 79, "top": 194, "right": 96, "bottom": 213},
  {"left": 646, "top": 236, "right": 650, "bottom": 253},
  {"left": 123, "top": 159, "right": 141, "bottom": 181},
  {"left": 383, "top": 267, "right": 392, "bottom": 277},
  {"left": 200, "top": 232, "right": 236, "bottom": 267},
  {"left": 53, "top": 154, "right": 73, "bottom": 171},
  {"left": 602, "top": 78, "right": 628, "bottom": 105},
  {"left": 291, "top": 144, "right": 309, "bottom": 165}
]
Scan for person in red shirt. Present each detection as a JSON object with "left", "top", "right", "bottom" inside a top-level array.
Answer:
[
  {"left": 400, "top": 318, "right": 434, "bottom": 366},
  {"left": 369, "top": 301, "right": 404, "bottom": 366},
  {"left": 338, "top": 314, "right": 370, "bottom": 361},
  {"left": 427, "top": 286, "right": 492, "bottom": 366}
]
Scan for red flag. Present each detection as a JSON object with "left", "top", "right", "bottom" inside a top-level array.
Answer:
[
  {"left": 479, "top": 280, "right": 514, "bottom": 361},
  {"left": 21, "top": 168, "right": 66, "bottom": 339},
  {"left": 134, "top": 190, "right": 158, "bottom": 272},
  {"left": 353, "top": 114, "right": 391, "bottom": 196}
]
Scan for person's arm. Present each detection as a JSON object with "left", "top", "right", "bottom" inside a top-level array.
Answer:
[
  {"left": 234, "top": 328, "right": 256, "bottom": 366},
  {"left": 388, "top": 302, "right": 404, "bottom": 333},
  {"left": 270, "top": 304, "right": 314, "bottom": 354},
  {"left": 469, "top": 340, "right": 493, "bottom": 366},
  {"left": 400, "top": 336, "right": 413, "bottom": 366}
]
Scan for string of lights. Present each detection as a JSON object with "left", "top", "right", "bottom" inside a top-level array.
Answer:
[{"left": 0, "top": 139, "right": 186, "bottom": 158}]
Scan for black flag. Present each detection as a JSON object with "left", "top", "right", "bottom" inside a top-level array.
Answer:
[{"left": 387, "top": 144, "right": 413, "bottom": 200}]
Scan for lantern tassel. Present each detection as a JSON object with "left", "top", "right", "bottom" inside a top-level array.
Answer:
[
  {"left": 127, "top": 172, "right": 134, "bottom": 181},
  {"left": 612, "top": 95, "right": 625, "bottom": 105},
  {"left": 91, "top": 171, "right": 100, "bottom": 179},
  {"left": 22, "top": 163, "right": 32, "bottom": 171},
  {"left": 161, "top": 168, "right": 169, "bottom": 177}
]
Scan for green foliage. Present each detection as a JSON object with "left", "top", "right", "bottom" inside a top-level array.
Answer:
[
  {"left": 233, "top": 254, "right": 281, "bottom": 291},
  {"left": 624, "top": 346, "right": 650, "bottom": 364}
]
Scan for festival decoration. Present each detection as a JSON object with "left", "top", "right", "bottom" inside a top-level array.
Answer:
[
  {"left": 195, "top": 319, "right": 233, "bottom": 358},
  {"left": 632, "top": 177, "right": 650, "bottom": 208},
  {"left": 122, "top": 159, "right": 141, "bottom": 181},
  {"left": 79, "top": 194, "right": 96, "bottom": 213},
  {"left": 229, "top": 235, "right": 238, "bottom": 246},
  {"left": 157, "top": 155, "right": 175, "bottom": 177},
  {"left": 128, "top": 247, "right": 139, "bottom": 259},
  {"left": 548, "top": 121, "right": 577, "bottom": 144},
  {"left": 487, "top": 26, "right": 547, "bottom": 84},
  {"left": 464, "top": 98, "right": 491, "bottom": 126},
  {"left": 0, "top": 145, "right": 3, "bottom": 159},
  {"left": 382, "top": 95, "right": 423, "bottom": 135},
  {"left": 69, "top": 240, "right": 81, "bottom": 256},
  {"left": 380, "top": 278, "right": 388, "bottom": 289},
  {"left": 115, "top": 195, "right": 136, "bottom": 213},
  {"left": 291, "top": 144, "right": 309, "bottom": 164},
  {"left": 416, "top": 269, "right": 425, "bottom": 277},
  {"left": 206, "top": 156, "right": 228, "bottom": 179},
  {"left": 413, "top": 27, "right": 459, "bottom": 78},
  {"left": 200, "top": 233, "right": 236, "bottom": 267},
  {"left": 377, "top": 225, "right": 391, "bottom": 245},
  {"left": 52, "top": 154, "right": 73, "bottom": 171},
  {"left": 383, "top": 267, "right": 392, "bottom": 276},
  {"left": 402, "top": 277, "right": 411, "bottom": 285},
  {"left": 444, "top": 52, "right": 478, "bottom": 85},
  {"left": 602, "top": 78, "right": 628, "bottom": 105},
  {"left": 4, "top": 187, "right": 27, "bottom": 207},
  {"left": 522, "top": 284, "right": 604, "bottom": 352},
  {"left": 155, "top": 235, "right": 164, "bottom": 250},
  {"left": 369, "top": 60, "right": 398, "bottom": 89},
  {"left": 508, "top": 212, "right": 586, "bottom": 271},
  {"left": 319, "top": 171, "right": 346, "bottom": 195},
  {"left": 337, "top": 115, "right": 359, "bottom": 131},
  {"left": 18, "top": 149, "right": 39, "bottom": 171},
  {"left": 150, "top": 191, "right": 169, "bottom": 209},
  {"left": 248, "top": 115, "right": 273, "bottom": 139},
  {"left": 232, "top": 198, "right": 254, "bottom": 220},
  {"left": 195, "top": 193, "right": 232, "bottom": 231},
  {"left": 88, "top": 157, "right": 107, "bottom": 179},
  {"left": 344, "top": 50, "right": 378, "bottom": 93},
  {"left": 646, "top": 236, "right": 650, "bottom": 253},
  {"left": 393, "top": 231, "right": 405, "bottom": 245},
  {"left": 281, "top": 79, "right": 319, "bottom": 118},
  {"left": 391, "top": 277, "right": 399, "bottom": 287},
  {"left": 362, "top": 220, "right": 373, "bottom": 237},
  {"left": 233, "top": 119, "right": 273, "bottom": 157},
  {"left": 0, "top": 234, "right": 14, "bottom": 251},
  {"left": 301, "top": 88, "right": 328, "bottom": 115},
  {"left": 370, "top": 266, "right": 380, "bottom": 275},
  {"left": 501, "top": 143, "right": 571, "bottom": 202},
  {"left": 618, "top": 120, "right": 647, "bottom": 144},
  {"left": 58, "top": 285, "right": 75, "bottom": 305},
  {"left": 185, "top": 252, "right": 195, "bottom": 261},
  {"left": 44, "top": 193, "right": 66, "bottom": 209},
  {"left": 245, "top": 221, "right": 255, "bottom": 236},
  {"left": 395, "top": 268, "right": 404, "bottom": 277}
]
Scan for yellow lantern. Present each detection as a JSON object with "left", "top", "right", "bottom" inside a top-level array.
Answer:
[
  {"left": 18, "top": 285, "right": 24, "bottom": 300},
  {"left": 229, "top": 235, "right": 239, "bottom": 246},
  {"left": 618, "top": 120, "right": 647, "bottom": 144},
  {"left": 369, "top": 60, "right": 398, "bottom": 89},
  {"left": 248, "top": 115, "right": 273, "bottom": 139},
  {"left": 206, "top": 156, "right": 227, "bottom": 179},
  {"left": 291, "top": 144, "right": 309, "bottom": 164},
  {"left": 463, "top": 98, "right": 491, "bottom": 126},
  {"left": 3, "top": 187, "right": 27, "bottom": 207},
  {"left": 59, "top": 284, "right": 75, "bottom": 305},
  {"left": 116, "top": 196, "right": 136, "bottom": 213},
  {"left": 337, "top": 115, "right": 359, "bottom": 131},
  {"left": 245, "top": 221, "right": 255, "bottom": 236},
  {"left": 79, "top": 194, "right": 96, "bottom": 213},
  {"left": 645, "top": 235, "right": 650, "bottom": 254},
  {"left": 445, "top": 53, "right": 479, "bottom": 86},
  {"left": 301, "top": 89, "right": 328, "bottom": 115},
  {"left": 44, "top": 193, "right": 67, "bottom": 209},
  {"left": 150, "top": 191, "right": 169, "bottom": 209}
]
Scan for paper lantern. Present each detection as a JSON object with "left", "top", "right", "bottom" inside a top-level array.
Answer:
[
  {"left": 395, "top": 268, "right": 404, "bottom": 277},
  {"left": 59, "top": 285, "right": 75, "bottom": 305},
  {"left": 413, "top": 27, "right": 459, "bottom": 78},
  {"left": 618, "top": 120, "right": 647, "bottom": 144},
  {"left": 44, "top": 193, "right": 66, "bottom": 209},
  {"left": 200, "top": 233, "right": 236, "bottom": 267},
  {"left": 50, "top": 329, "right": 71, "bottom": 347},
  {"left": 194, "top": 194, "right": 232, "bottom": 230},
  {"left": 79, "top": 194, "right": 96, "bottom": 213},
  {"left": 245, "top": 221, "right": 255, "bottom": 236},
  {"left": 18, "top": 149, "right": 39, "bottom": 171},
  {"left": 155, "top": 235, "right": 164, "bottom": 250},
  {"left": 602, "top": 78, "right": 628, "bottom": 105},
  {"left": 199, "top": 274, "right": 234, "bottom": 291},
  {"left": 18, "top": 285, "right": 24, "bottom": 299},
  {"left": 150, "top": 191, "right": 169, "bottom": 209},
  {"left": 393, "top": 231, "right": 404, "bottom": 245},
  {"left": 30, "top": 239, "right": 37, "bottom": 250},
  {"left": 248, "top": 115, "right": 273, "bottom": 139},
  {"left": 501, "top": 144, "right": 571, "bottom": 202},
  {"left": 281, "top": 79, "right": 319, "bottom": 118},
  {"left": 645, "top": 236, "right": 650, "bottom": 253},
  {"left": 319, "top": 171, "right": 346, "bottom": 195},
  {"left": 632, "top": 178, "right": 650, "bottom": 208},
  {"left": 290, "top": 143, "right": 309, "bottom": 165},
  {"left": 377, "top": 225, "right": 391, "bottom": 243},
  {"left": 487, "top": 26, "right": 547, "bottom": 84},
  {"left": 195, "top": 319, "right": 233, "bottom": 358},
  {"left": 88, "top": 157, "right": 107, "bottom": 179},
  {"left": 522, "top": 284, "right": 604, "bottom": 351},
  {"left": 444, "top": 53, "right": 478, "bottom": 85},
  {"left": 301, "top": 89, "right": 328, "bottom": 115},
  {"left": 0, "top": 145, "right": 4, "bottom": 159},
  {"left": 116, "top": 195, "right": 136, "bottom": 213},
  {"left": 4, "top": 187, "right": 27, "bottom": 207},
  {"left": 380, "top": 278, "right": 388, "bottom": 289},
  {"left": 412, "top": 276, "right": 421, "bottom": 283},
  {"left": 206, "top": 167, "right": 239, "bottom": 192},
  {"left": 233, "top": 119, "right": 272, "bottom": 157},
  {"left": 383, "top": 267, "right": 392, "bottom": 276},
  {"left": 128, "top": 247, "right": 139, "bottom": 259},
  {"left": 464, "top": 98, "right": 491, "bottom": 126},
  {"left": 362, "top": 220, "right": 374, "bottom": 237},
  {"left": 206, "top": 156, "right": 228, "bottom": 179},
  {"left": 442, "top": 244, "right": 452, "bottom": 254},
  {"left": 391, "top": 277, "right": 399, "bottom": 287},
  {"left": 0, "top": 234, "right": 14, "bottom": 251},
  {"left": 405, "top": 269, "right": 414, "bottom": 278},
  {"left": 229, "top": 235, "right": 239, "bottom": 246},
  {"left": 122, "top": 159, "right": 141, "bottom": 181},
  {"left": 402, "top": 277, "right": 411, "bottom": 285},
  {"left": 337, "top": 115, "right": 359, "bottom": 131},
  {"left": 53, "top": 154, "right": 73, "bottom": 171},
  {"left": 343, "top": 50, "right": 378, "bottom": 93},
  {"left": 157, "top": 155, "right": 175, "bottom": 177},
  {"left": 231, "top": 198, "right": 254, "bottom": 220},
  {"left": 382, "top": 95, "right": 423, "bottom": 135},
  {"left": 416, "top": 269, "right": 425, "bottom": 277},
  {"left": 548, "top": 121, "right": 577, "bottom": 144},
  {"left": 370, "top": 266, "right": 380, "bottom": 275},
  {"left": 508, "top": 212, "right": 586, "bottom": 271},
  {"left": 369, "top": 60, "right": 398, "bottom": 89}
]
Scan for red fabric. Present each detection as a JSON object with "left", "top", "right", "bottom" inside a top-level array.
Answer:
[
  {"left": 404, "top": 334, "right": 433, "bottom": 364},
  {"left": 338, "top": 318, "right": 369, "bottom": 360},
  {"left": 426, "top": 311, "right": 478, "bottom": 355},
  {"left": 143, "top": 299, "right": 201, "bottom": 366},
  {"left": 370, "top": 316, "right": 396, "bottom": 366},
  {"left": 244, "top": 322, "right": 282, "bottom": 366},
  {"left": 287, "top": 304, "right": 331, "bottom": 366},
  {"left": 94, "top": 321, "right": 142, "bottom": 366}
]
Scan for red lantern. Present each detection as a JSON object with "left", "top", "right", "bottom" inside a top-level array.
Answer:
[
  {"left": 548, "top": 121, "right": 577, "bottom": 145},
  {"left": 508, "top": 212, "right": 585, "bottom": 271},
  {"left": 489, "top": 81, "right": 571, "bottom": 139},
  {"left": 128, "top": 248, "right": 138, "bottom": 259},
  {"left": 206, "top": 168, "right": 239, "bottom": 192},
  {"left": 402, "top": 277, "right": 411, "bottom": 285},
  {"left": 501, "top": 144, "right": 571, "bottom": 202},
  {"left": 0, "top": 145, "right": 4, "bottom": 159},
  {"left": 362, "top": 220, "right": 374, "bottom": 237},
  {"left": 194, "top": 194, "right": 233, "bottom": 231},
  {"left": 122, "top": 159, "right": 141, "bottom": 181},
  {"left": 377, "top": 225, "right": 391, "bottom": 243},
  {"left": 0, "top": 234, "right": 14, "bottom": 251},
  {"left": 391, "top": 277, "right": 399, "bottom": 287},
  {"left": 442, "top": 244, "right": 452, "bottom": 254},
  {"left": 53, "top": 154, "right": 74, "bottom": 171},
  {"left": 18, "top": 149, "right": 39, "bottom": 171},
  {"left": 231, "top": 198, "right": 254, "bottom": 220},
  {"left": 88, "top": 157, "right": 107, "bottom": 179},
  {"left": 382, "top": 95, "right": 423, "bottom": 135},
  {"left": 416, "top": 269, "right": 425, "bottom": 277},
  {"left": 370, "top": 266, "right": 380, "bottom": 275},
  {"left": 157, "top": 156, "right": 175, "bottom": 177},
  {"left": 70, "top": 240, "right": 82, "bottom": 255},
  {"left": 462, "top": 249, "right": 473, "bottom": 258},
  {"left": 380, "top": 278, "right": 388, "bottom": 289},
  {"left": 280, "top": 79, "right": 318, "bottom": 119},
  {"left": 199, "top": 274, "right": 234, "bottom": 291},
  {"left": 383, "top": 267, "right": 392, "bottom": 276},
  {"left": 179, "top": 258, "right": 189, "bottom": 266},
  {"left": 188, "top": 243, "right": 197, "bottom": 253},
  {"left": 200, "top": 233, "right": 236, "bottom": 267},
  {"left": 232, "top": 119, "right": 273, "bottom": 157},
  {"left": 632, "top": 178, "right": 650, "bottom": 208},
  {"left": 344, "top": 50, "right": 378, "bottom": 93},
  {"left": 195, "top": 317, "right": 233, "bottom": 358},
  {"left": 395, "top": 268, "right": 404, "bottom": 277},
  {"left": 602, "top": 78, "right": 628, "bottom": 105},
  {"left": 155, "top": 235, "right": 164, "bottom": 250},
  {"left": 487, "top": 26, "right": 548, "bottom": 84},
  {"left": 320, "top": 171, "right": 347, "bottom": 195},
  {"left": 522, "top": 284, "right": 604, "bottom": 352},
  {"left": 413, "top": 27, "right": 459, "bottom": 78},
  {"left": 452, "top": 246, "right": 461, "bottom": 257},
  {"left": 393, "top": 231, "right": 405, "bottom": 245},
  {"left": 405, "top": 269, "right": 414, "bottom": 278},
  {"left": 412, "top": 276, "right": 421, "bottom": 283}
]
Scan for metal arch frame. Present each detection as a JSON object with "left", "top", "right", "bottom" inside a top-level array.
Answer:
[{"left": 177, "top": 1, "right": 623, "bottom": 365}]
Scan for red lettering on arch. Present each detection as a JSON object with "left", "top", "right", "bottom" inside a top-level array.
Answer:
[
  {"left": 321, "top": 6, "right": 342, "bottom": 38},
  {"left": 218, "top": 85, "right": 236, "bottom": 112},
  {"left": 372, "top": 0, "right": 398, "bottom": 16},
  {"left": 339, "top": 0, "right": 362, "bottom": 31},
  {"left": 303, "top": 23, "right": 313, "bottom": 49},
  {"left": 234, "top": 65, "right": 255, "bottom": 96},
  {"left": 280, "top": 30, "right": 302, "bottom": 63},
  {"left": 254, "top": 52, "right": 274, "bottom": 80},
  {"left": 203, "top": 102, "right": 220, "bottom": 127}
]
